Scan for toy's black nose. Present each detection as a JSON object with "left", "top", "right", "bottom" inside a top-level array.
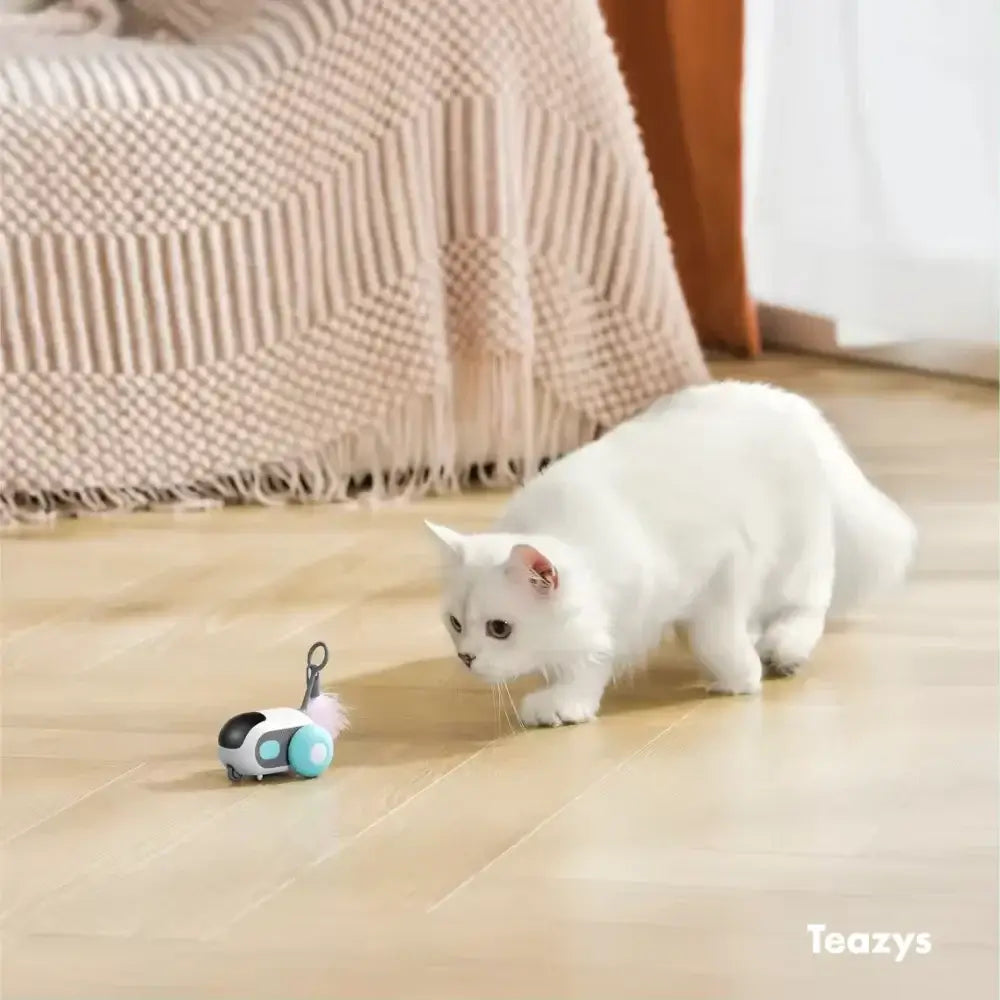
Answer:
[
  {"left": 218, "top": 711, "right": 266, "bottom": 749},
  {"left": 458, "top": 653, "right": 475, "bottom": 669}
]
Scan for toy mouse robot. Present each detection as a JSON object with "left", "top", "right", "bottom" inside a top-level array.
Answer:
[{"left": 217, "top": 641, "right": 347, "bottom": 782}]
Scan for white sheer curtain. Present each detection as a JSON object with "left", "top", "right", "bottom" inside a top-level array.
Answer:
[{"left": 743, "top": 0, "right": 999, "bottom": 347}]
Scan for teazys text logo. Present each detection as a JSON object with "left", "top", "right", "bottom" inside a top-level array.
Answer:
[{"left": 807, "top": 924, "right": 932, "bottom": 963}]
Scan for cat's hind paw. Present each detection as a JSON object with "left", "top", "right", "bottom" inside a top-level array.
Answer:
[
  {"left": 761, "top": 654, "right": 801, "bottom": 678},
  {"left": 519, "top": 687, "right": 599, "bottom": 727}
]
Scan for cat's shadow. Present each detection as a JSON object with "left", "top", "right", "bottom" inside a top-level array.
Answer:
[{"left": 328, "top": 641, "right": 706, "bottom": 768}]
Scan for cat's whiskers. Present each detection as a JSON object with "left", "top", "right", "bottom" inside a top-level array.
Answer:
[
  {"left": 503, "top": 680, "right": 525, "bottom": 730},
  {"left": 497, "top": 682, "right": 517, "bottom": 734},
  {"left": 491, "top": 684, "right": 501, "bottom": 736}
]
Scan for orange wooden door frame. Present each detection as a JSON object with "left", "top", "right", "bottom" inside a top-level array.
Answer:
[{"left": 602, "top": 0, "right": 760, "bottom": 355}]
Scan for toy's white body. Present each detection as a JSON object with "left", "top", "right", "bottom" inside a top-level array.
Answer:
[
  {"left": 217, "top": 706, "right": 316, "bottom": 780},
  {"left": 217, "top": 641, "right": 344, "bottom": 783}
]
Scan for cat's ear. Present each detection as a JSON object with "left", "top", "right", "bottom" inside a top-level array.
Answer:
[
  {"left": 424, "top": 520, "right": 466, "bottom": 562},
  {"left": 506, "top": 543, "right": 559, "bottom": 594}
]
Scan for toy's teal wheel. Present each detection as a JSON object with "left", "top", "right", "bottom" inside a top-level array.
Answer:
[{"left": 287, "top": 723, "right": 334, "bottom": 778}]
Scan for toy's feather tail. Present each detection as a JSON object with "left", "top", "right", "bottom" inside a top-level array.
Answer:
[{"left": 305, "top": 693, "right": 349, "bottom": 739}]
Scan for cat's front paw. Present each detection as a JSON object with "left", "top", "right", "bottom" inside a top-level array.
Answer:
[
  {"left": 519, "top": 687, "right": 599, "bottom": 727},
  {"left": 704, "top": 676, "right": 762, "bottom": 696}
]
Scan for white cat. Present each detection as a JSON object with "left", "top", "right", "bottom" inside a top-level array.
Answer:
[{"left": 426, "top": 381, "right": 916, "bottom": 727}]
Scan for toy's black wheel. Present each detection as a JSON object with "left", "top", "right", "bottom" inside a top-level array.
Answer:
[{"left": 226, "top": 765, "right": 242, "bottom": 783}]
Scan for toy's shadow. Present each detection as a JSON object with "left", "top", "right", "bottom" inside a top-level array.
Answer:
[{"left": 145, "top": 769, "right": 289, "bottom": 792}]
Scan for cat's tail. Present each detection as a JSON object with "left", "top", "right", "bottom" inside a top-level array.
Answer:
[{"left": 802, "top": 399, "right": 918, "bottom": 617}]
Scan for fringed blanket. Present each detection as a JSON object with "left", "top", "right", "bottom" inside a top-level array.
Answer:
[{"left": 0, "top": 0, "right": 708, "bottom": 526}]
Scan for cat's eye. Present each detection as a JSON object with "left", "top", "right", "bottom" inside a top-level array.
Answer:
[
  {"left": 448, "top": 615, "right": 462, "bottom": 633},
  {"left": 485, "top": 619, "right": 513, "bottom": 640}
]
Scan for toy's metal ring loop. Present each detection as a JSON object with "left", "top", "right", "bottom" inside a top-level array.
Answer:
[{"left": 307, "top": 641, "right": 329, "bottom": 673}]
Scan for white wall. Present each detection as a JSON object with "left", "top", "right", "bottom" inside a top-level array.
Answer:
[{"left": 743, "top": 0, "right": 999, "bottom": 358}]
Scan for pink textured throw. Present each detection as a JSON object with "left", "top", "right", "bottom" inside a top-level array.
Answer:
[{"left": 0, "top": 0, "right": 708, "bottom": 525}]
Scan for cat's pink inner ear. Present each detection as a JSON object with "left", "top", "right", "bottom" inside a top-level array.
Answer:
[{"left": 508, "top": 544, "right": 559, "bottom": 593}]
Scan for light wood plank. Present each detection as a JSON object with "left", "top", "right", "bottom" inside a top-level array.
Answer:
[{"left": 2, "top": 355, "right": 996, "bottom": 999}]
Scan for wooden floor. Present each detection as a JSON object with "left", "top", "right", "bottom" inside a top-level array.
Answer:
[{"left": 2, "top": 355, "right": 997, "bottom": 1000}]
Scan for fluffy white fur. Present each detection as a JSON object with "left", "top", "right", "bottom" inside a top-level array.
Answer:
[{"left": 426, "top": 382, "right": 917, "bottom": 726}]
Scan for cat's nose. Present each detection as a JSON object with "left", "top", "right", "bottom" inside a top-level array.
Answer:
[{"left": 458, "top": 652, "right": 475, "bottom": 669}]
